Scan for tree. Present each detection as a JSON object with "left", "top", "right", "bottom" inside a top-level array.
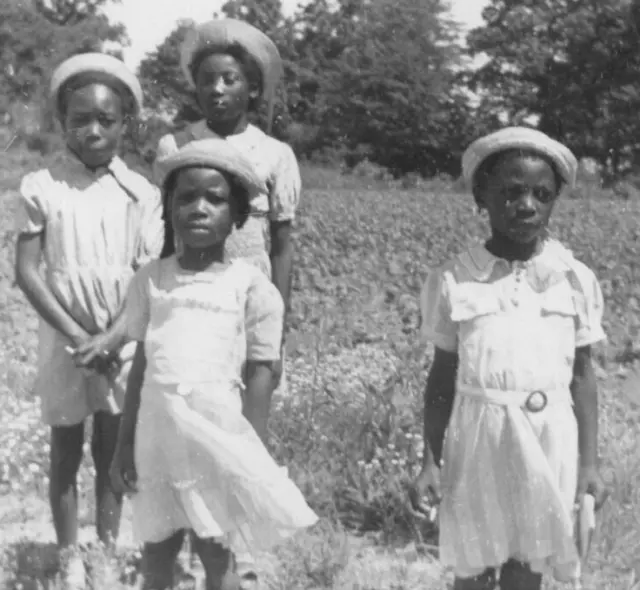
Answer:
[
  {"left": 467, "top": 0, "right": 640, "bottom": 175},
  {"left": 0, "top": 0, "right": 127, "bottom": 115},
  {"left": 314, "top": 0, "right": 471, "bottom": 176}
]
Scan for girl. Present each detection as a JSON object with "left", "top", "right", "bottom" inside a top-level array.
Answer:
[
  {"left": 154, "top": 18, "right": 300, "bottom": 400},
  {"left": 109, "top": 138, "right": 318, "bottom": 590},
  {"left": 14, "top": 53, "right": 164, "bottom": 587},
  {"left": 410, "top": 127, "right": 608, "bottom": 590}
]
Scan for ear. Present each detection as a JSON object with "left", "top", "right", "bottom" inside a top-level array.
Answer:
[{"left": 248, "top": 85, "right": 260, "bottom": 104}]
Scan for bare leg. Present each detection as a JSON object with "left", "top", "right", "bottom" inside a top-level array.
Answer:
[
  {"left": 191, "top": 533, "right": 239, "bottom": 590},
  {"left": 91, "top": 411, "right": 123, "bottom": 548},
  {"left": 499, "top": 559, "right": 543, "bottom": 590},
  {"left": 454, "top": 568, "right": 497, "bottom": 590},
  {"left": 50, "top": 422, "right": 85, "bottom": 548},
  {"left": 141, "top": 529, "right": 185, "bottom": 590}
]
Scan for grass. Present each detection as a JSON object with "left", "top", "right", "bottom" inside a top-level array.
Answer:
[{"left": 1, "top": 146, "right": 640, "bottom": 589}]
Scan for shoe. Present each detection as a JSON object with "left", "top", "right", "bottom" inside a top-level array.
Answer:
[{"left": 239, "top": 571, "right": 259, "bottom": 590}]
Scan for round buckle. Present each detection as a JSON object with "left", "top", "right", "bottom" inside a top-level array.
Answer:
[{"left": 525, "top": 390, "right": 547, "bottom": 413}]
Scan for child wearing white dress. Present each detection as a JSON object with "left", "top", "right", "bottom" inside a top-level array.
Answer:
[
  {"left": 14, "top": 52, "right": 164, "bottom": 588},
  {"left": 410, "top": 127, "right": 608, "bottom": 590},
  {"left": 110, "top": 138, "right": 318, "bottom": 590}
]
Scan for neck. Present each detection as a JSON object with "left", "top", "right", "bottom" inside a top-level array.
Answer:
[
  {"left": 205, "top": 114, "right": 249, "bottom": 138},
  {"left": 178, "top": 244, "right": 226, "bottom": 271},
  {"left": 486, "top": 230, "right": 544, "bottom": 262}
]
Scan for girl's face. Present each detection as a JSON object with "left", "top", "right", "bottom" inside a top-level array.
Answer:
[
  {"left": 194, "top": 53, "right": 258, "bottom": 124},
  {"left": 171, "top": 167, "right": 234, "bottom": 250},
  {"left": 478, "top": 154, "right": 560, "bottom": 245},
  {"left": 62, "top": 83, "right": 125, "bottom": 169}
]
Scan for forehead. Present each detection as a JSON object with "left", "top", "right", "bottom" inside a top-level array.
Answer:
[
  {"left": 64, "top": 83, "right": 123, "bottom": 114},
  {"left": 196, "top": 51, "right": 245, "bottom": 73}
]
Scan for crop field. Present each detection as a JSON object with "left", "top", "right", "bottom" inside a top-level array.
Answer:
[{"left": 1, "top": 146, "right": 640, "bottom": 589}]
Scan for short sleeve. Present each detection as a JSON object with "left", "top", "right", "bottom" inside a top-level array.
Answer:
[
  {"left": 570, "top": 263, "right": 607, "bottom": 347},
  {"left": 245, "top": 271, "right": 285, "bottom": 361},
  {"left": 269, "top": 143, "right": 301, "bottom": 222},
  {"left": 419, "top": 268, "right": 458, "bottom": 352},
  {"left": 125, "top": 262, "right": 154, "bottom": 341},
  {"left": 16, "top": 171, "right": 49, "bottom": 235},
  {"left": 153, "top": 133, "right": 179, "bottom": 186},
  {"left": 136, "top": 185, "right": 165, "bottom": 266}
]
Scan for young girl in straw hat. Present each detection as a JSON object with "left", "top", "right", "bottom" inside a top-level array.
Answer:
[
  {"left": 409, "top": 127, "right": 608, "bottom": 590},
  {"left": 110, "top": 138, "right": 317, "bottom": 590},
  {"left": 14, "top": 52, "right": 164, "bottom": 587}
]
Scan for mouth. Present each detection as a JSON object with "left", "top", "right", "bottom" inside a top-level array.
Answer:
[{"left": 184, "top": 223, "right": 211, "bottom": 233}]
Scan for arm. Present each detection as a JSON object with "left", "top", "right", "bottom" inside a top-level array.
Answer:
[
  {"left": 571, "top": 345, "right": 598, "bottom": 469},
  {"left": 110, "top": 341, "right": 146, "bottom": 494},
  {"left": 15, "top": 233, "right": 89, "bottom": 347},
  {"left": 269, "top": 220, "right": 294, "bottom": 344},
  {"left": 422, "top": 348, "right": 459, "bottom": 467},
  {"left": 243, "top": 360, "right": 275, "bottom": 446}
]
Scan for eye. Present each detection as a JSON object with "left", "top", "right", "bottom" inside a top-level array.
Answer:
[
  {"left": 98, "top": 115, "right": 117, "bottom": 127},
  {"left": 532, "top": 186, "right": 556, "bottom": 204},
  {"left": 504, "top": 185, "right": 526, "bottom": 202}
]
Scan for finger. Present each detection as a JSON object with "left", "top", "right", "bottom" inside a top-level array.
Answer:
[{"left": 123, "top": 469, "right": 138, "bottom": 494}]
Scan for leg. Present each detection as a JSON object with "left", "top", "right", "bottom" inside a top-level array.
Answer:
[
  {"left": 453, "top": 568, "right": 497, "bottom": 590},
  {"left": 191, "top": 533, "right": 239, "bottom": 590},
  {"left": 235, "top": 552, "right": 258, "bottom": 590},
  {"left": 499, "top": 559, "right": 542, "bottom": 590},
  {"left": 141, "top": 529, "right": 185, "bottom": 590},
  {"left": 91, "top": 411, "right": 123, "bottom": 548},
  {"left": 50, "top": 422, "right": 85, "bottom": 548}
]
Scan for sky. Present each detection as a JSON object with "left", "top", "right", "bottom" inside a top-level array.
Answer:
[{"left": 104, "top": 0, "right": 491, "bottom": 69}]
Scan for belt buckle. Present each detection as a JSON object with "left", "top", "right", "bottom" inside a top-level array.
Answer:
[{"left": 525, "top": 390, "right": 547, "bottom": 413}]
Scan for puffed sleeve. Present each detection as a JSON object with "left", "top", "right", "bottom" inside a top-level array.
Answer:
[
  {"left": 419, "top": 267, "right": 458, "bottom": 352},
  {"left": 245, "top": 271, "right": 285, "bottom": 361},
  {"left": 569, "top": 263, "right": 607, "bottom": 347},
  {"left": 268, "top": 142, "right": 301, "bottom": 222},
  {"left": 125, "top": 262, "right": 154, "bottom": 342},
  {"left": 136, "top": 183, "right": 165, "bottom": 266},
  {"left": 16, "top": 171, "right": 49, "bottom": 235},
  {"left": 152, "top": 133, "right": 179, "bottom": 186}
]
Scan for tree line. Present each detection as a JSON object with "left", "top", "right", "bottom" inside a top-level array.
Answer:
[{"left": 3, "top": 0, "right": 640, "bottom": 180}]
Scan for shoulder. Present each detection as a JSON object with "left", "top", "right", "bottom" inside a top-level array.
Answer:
[
  {"left": 19, "top": 169, "right": 54, "bottom": 197},
  {"left": 545, "top": 239, "right": 601, "bottom": 292},
  {"left": 235, "top": 260, "right": 283, "bottom": 308},
  {"left": 246, "top": 125, "right": 297, "bottom": 160},
  {"left": 111, "top": 158, "right": 161, "bottom": 204},
  {"left": 156, "top": 132, "right": 179, "bottom": 157}
]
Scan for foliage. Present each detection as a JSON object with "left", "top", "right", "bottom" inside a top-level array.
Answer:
[
  {"left": 0, "top": 0, "right": 127, "bottom": 117},
  {"left": 467, "top": 0, "right": 640, "bottom": 176}
]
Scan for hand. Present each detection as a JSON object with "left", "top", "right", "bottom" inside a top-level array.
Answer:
[
  {"left": 576, "top": 465, "right": 609, "bottom": 511},
  {"left": 73, "top": 331, "right": 120, "bottom": 371},
  {"left": 110, "top": 442, "right": 138, "bottom": 496},
  {"left": 408, "top": 462, "right": 442, "bottom": 521}
]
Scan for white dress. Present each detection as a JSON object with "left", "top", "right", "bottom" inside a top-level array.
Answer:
[
  {"left": 420, "top": 239, "right": 606, "bottom": 582},
  {"left": 125, "top": 257, "right": 318, "bottom": 550},
  {"left": 16, "top": 153, "right": 164, "bottom": 426}
]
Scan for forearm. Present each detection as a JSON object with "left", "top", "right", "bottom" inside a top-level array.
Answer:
[
  {"left": 243, "top": 362, "right": 273, "bottom": 445},
  {"left": 104, "top": 309, "right": 129, "bottom": 351},
  {"left": 423, "top": 399, "right": 453, "bottom": 467},
  {"left": 270, "top": 246, "right": 293, "bottom": 310},
  {"left": 16, "top": 268, "right": 86, "bottom": 343},
  {"left": 571, "top": 347, "right": 599, "bottom": 468},
  {"left": 116, "top": 344, "right": 145, "bottom": 448}
]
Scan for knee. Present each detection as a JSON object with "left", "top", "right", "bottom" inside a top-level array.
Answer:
[
  {"left": 454, "top": 568, "right": 497, "bottom": 590},
  {"left": 499, "top": 559, "right": 542, "bottom": 590},
  {"left": 50, "top": 426, "right": 84, "bottom": 479}
]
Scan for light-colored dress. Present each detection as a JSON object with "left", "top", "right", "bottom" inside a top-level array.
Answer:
[
  {"left": 125, "top": 256, "right": 318, "bottom": 549},
  {"left": 420, "top": 239, "right": 606, "bottom": 582},
  {"left": 16, "top": 153, "right": 164, "bottom": 426}
]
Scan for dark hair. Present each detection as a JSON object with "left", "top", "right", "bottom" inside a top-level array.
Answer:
[
  {"left": 160, "top": 166, "right": 252, "bottom": 259},
  {"left": 473, "top": 148, "right": 565, "bottom": 208},
  {"left": 189, "top": 42, "right": 263, "bottom": 112},
  {"left": 57, "top": 71, "right": 136, "bottom": 120}
]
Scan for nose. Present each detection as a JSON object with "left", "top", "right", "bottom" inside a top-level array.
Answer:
[
  {"left": 189, "top": 197, "right": 209, "bottom": 215},
  {"left": 211, "top": 77, "right": 225, "bottom": 95},
  {"left": 86, "top": 120, "right": 101, "bottom": 139},
  {"left": 515, "top": 192, "right": 536, "bottom": 216}
]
